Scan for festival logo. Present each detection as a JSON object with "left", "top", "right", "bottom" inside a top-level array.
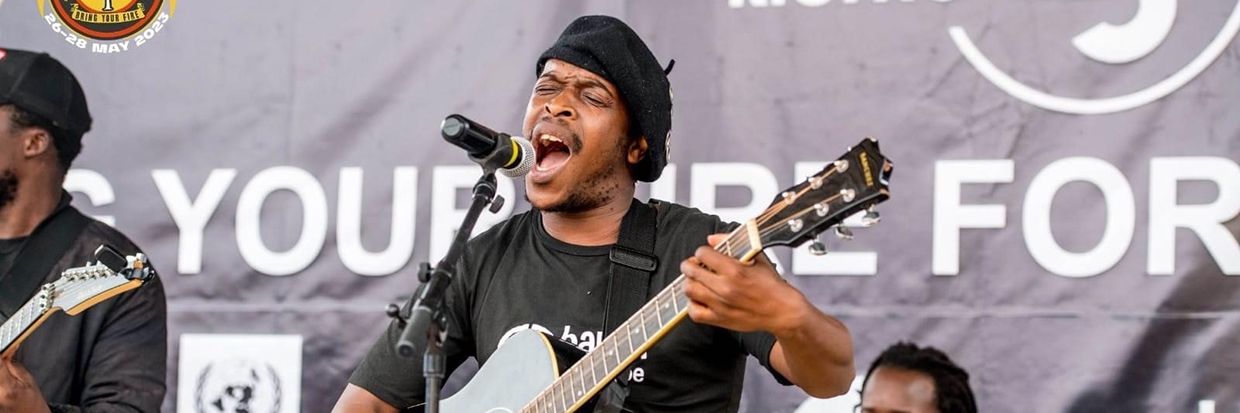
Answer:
[
  {"left": 949, "top": 0, "right": 1240, "bottom": 115},
  {"left": 37, "top": 0, "right": 177, "bottom": 53},
  {"left": 177, "top": 334, "right": 302, "bottom": 413}
]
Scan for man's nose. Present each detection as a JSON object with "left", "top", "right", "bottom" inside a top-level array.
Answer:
[{"left": 544, "top": 93, "right": 577, "bottom": 119}]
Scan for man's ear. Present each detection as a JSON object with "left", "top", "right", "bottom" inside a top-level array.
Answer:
[
  {"left": 21, "top": 128, "right": 53, "bottom": 159},
  {"left": 627, "top": 136, "right": 649, "bottom": 165}
]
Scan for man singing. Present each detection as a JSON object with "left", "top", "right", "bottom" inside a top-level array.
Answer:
[
  {"left": 0, "top": 48, "right": 167, "bottom": 413},
  {"left": 335, "top": 16, "right": 854, "bottom": 412}
]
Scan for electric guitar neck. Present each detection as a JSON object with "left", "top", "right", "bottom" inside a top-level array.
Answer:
[{"left": 0, "top": 245, "right": 155, "bottom": 358}]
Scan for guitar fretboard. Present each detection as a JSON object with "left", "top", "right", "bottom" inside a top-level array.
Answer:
[
  {"left": 0, "top": 292, "right": 49, "bottom": 354},
  {"left": 521, "top": 223, "right": 762, "bottom": 413}
]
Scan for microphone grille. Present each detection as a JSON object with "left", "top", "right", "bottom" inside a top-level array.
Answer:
[{"left": 500, "top": 136, "right": 536, "bottom": 178}]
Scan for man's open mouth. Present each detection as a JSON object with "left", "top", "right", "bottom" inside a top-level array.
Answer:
[{"left": 535, "top": 133, "right": 573, "bottom": 173}]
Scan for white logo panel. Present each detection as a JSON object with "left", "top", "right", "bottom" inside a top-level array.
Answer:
[{"left": 177, "top": 334, "right": 303, "bottom": 413}]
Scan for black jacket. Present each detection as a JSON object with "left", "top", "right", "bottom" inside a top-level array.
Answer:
[{"left": 0, "top": 194, "right": 167, "bottom": 413}]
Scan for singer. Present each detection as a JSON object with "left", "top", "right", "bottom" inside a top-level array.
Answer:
[{"left": 334, "top": 15, "right": 854, "bottom": 412}]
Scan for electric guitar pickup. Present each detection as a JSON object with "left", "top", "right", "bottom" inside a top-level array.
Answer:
[{"left": 0, "top": 245, "right": 156, "bottom": 358}]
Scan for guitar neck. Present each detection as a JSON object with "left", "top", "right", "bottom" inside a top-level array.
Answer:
[
  {"left": 522, "top": 223, "right": 764, "bottom": 413},
  {"left": 0, "top": 287, "right": 53, "bottom": 357}
]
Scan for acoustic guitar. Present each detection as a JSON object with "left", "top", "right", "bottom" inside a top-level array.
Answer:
[{"left": 431, "top": 138, "right": 892, "bottom": 413}]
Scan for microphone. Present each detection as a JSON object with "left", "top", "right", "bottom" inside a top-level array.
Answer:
[{"left": 441, "top": 114, "right": 535, "bottom": 177}]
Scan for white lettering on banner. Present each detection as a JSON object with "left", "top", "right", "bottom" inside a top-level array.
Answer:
[
  {"left": 236, "top": 167, "right": 329, "bottom": 276},
  {"left": 1148, "top": 158, "right": 1240, "bottom": 276},
  {"left": 690, "top": 163, "right": 786, "bottom": 271},
  {"left": 729, "top": 0, "right": 951, "bottom": 8},
  {"left": 791, "top": 162, "right": 877, "bottom": 276},
  {"left": 64, "top": 169, "right": 116, "bottom": 226},
  {"left": 153, "top": 169, "right": 237, "bottom": 274},
  {"left": 337, "top": 167, "right": 418, "bottom": 276},
  {"left": 932, "top": 160, "right": 1014, "bottom": 275},
  {"left": 429, "top": 166, "right": 516, "bottom": 263},
  {"left": 690, "top": 163, "right": 778, "bottom": 225},
  {"left": 80, "top": 157, "right": 1236, "bottom": 278},
  {"left": 1023, "top": 157, "right": 1135, "bottom": 278}
]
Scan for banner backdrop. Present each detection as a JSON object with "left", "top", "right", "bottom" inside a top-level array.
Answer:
[{"left": 2, "top": 0, "right": 1239, "bottom": 412}]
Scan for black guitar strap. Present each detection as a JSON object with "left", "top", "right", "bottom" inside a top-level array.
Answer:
[
  {"left": 602, "top": 198, "right": 659, "bottom": 335},
  {"left": 595, "top": 198, "right": 658, "bottom": 413},
  {"left": 0, "top": 202, "right": 91, "bottom": 324}
]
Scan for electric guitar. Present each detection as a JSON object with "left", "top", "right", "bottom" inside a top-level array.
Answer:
[
  {"left": 434, "top": 138, "right": 893, "bottom": 413},
  {"left": 0, "top": 245, "right": 156, "bottom": 358}
]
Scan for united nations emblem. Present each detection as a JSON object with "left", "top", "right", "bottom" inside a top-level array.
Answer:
[
  {"left": 194, "top": 359, "right": 283, "bottom": 413},
  {"left": 37, "top": 0, "right": 176, "bottom": 53}
]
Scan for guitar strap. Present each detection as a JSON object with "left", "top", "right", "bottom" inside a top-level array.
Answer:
[
  {"left": 0, "top": 199, "right": 91, "bottom": 324},
  {"left": 595, "top": 198, "right": 658, "bottom": 413},
  {"left": 602, "top": 198, "right": 659, "bottom": 335}
]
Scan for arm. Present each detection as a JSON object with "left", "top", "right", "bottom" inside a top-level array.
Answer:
[
  {"left": 332, "top": 384, "right": 400, "bottom": 413},
  {"left": 680, "top": 234, "right": 855, "bottom": 398}
]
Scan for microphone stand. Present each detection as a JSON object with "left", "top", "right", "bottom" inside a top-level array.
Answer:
[{"left": 387, "top": 170, "right": 504, "bottom": 413}]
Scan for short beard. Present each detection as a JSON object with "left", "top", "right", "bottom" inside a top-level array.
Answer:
[
  {"left": 535, "top": 136, "right": 630, "bottom": 214},
  {"left": 0, "top": 169, "right": 17, "bottom": 211}
]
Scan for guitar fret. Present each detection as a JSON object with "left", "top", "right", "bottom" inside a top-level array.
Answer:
[
  {"left": 610, "top": 335, "right": 623, "bottom": 366},
  {"left": 658, "top": 292, "right": 675, "bottom": 322},
  {"left": 557, "top": 378, "right": 568, "bottom": 412},
  {"left": 588, "top": 354, "right": 598, "bottom": 387},
  {"left": 670, "top": 283, "right": 682, "bottom": 313},
  {"left": 600, "top": 340, "right": 615, "bottom": 373},
  {"left": 626, "top": 323, "right": 638, "bottom": 355},
  {"left": 576, "top": 367, "right": 587, "bottom": 401},
  {"left": 592, "top": 354, "right": 606, "bottom": 386},
  {"left": 654, "top": 296, "right": 664, "bottom": 326},
  {"left": 643, "top": 306, "right": 659, "bottom": 338}
]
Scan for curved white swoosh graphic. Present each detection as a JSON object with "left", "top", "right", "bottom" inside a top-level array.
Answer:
[{"left": 948, "top": 1, "right": 1240, "bottom": 115}]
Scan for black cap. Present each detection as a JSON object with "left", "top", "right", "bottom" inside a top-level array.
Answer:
[
  {"left": 0, "top": 48, "right": 92, "bottom": 138},
  {"left": 537, "top": 16, "right": 673, "bottom": 182}
]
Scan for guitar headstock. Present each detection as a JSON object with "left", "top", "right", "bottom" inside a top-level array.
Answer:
[
  {"left": 753, "top": 138, "right": 892, "bottom": 252},
  {"left": 47, "top": 245, "right": 155, "bottom": 316}
]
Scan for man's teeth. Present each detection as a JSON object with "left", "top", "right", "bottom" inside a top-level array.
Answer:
[{"left": 540, "top": 134, "right": 562, "bottom": 144}]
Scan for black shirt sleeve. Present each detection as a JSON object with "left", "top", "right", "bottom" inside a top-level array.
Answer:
[{"left": 348, "top": 256, "right": 477, "bottom": 409}]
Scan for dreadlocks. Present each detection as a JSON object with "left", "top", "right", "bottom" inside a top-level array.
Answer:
[{"left": 861, "top": 342, "right": 978, "bottom": 413}]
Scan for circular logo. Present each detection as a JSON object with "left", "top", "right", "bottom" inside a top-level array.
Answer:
[
  {"left": 948, "top": 1, "right": 1240, "bottom": 115},
  {"left": 46, "top": 0, "right": 163, "bottom": 40},
  {"left": 195, "top": 358, "right": 283, "bottom": 413}
]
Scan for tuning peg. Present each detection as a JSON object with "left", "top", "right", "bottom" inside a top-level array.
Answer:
[
  {"left": 808, "top": 240, "right": 829, "bottom": 256},
  {"left": 861, "top": 208, "right": 881, "bottom": 227},
  {"left": 834, "top": 225, "right": 854, "bottom": 241}
]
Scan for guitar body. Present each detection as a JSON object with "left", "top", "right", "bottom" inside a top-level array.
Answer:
[{"left": 433, "top": 329, "right": 574, "bottom": 413}]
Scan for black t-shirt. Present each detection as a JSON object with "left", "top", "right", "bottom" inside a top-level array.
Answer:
[{"left": 351, "top": 200, "right": 789, "bottom": 412}]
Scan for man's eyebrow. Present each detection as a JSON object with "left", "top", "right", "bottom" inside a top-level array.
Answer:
[
  {"left": 537, "top": 72, "right": 563, "bottom": 82},
  {"left": 537, "top": 71, "right": 615, "bottom": 99}
]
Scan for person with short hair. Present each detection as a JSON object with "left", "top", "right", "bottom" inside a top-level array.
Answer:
[{"left": 857, "top": 342, "right": 977, "bottom": 413}]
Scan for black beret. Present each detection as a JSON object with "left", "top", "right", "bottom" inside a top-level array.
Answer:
[{"left": 537, "top": 15, "right": 673, "bottom": 182}]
